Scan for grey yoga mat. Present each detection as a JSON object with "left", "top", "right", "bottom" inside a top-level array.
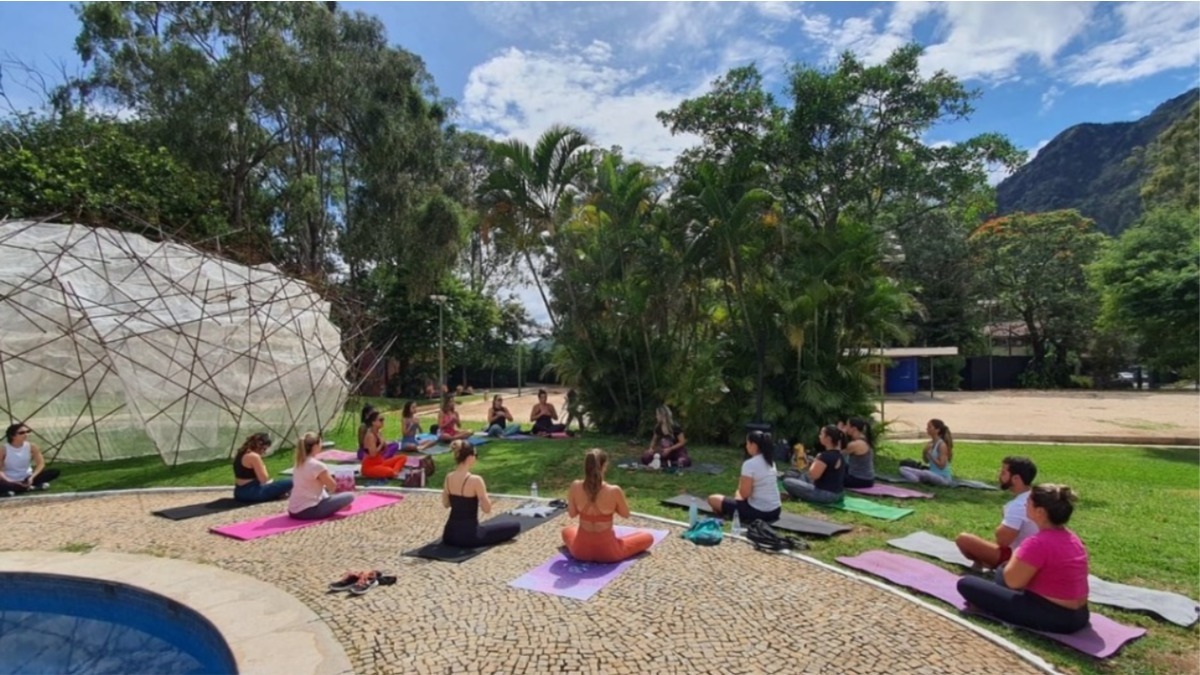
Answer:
[
  {"left": 661, "top": 493, "right": 851, "bottom": 537},
  {"left": 888, "top": 530, "right": 1200, "bottom": 627},
  {"left": 876, "top": 473, "right": 1000, "bottom": 491}
]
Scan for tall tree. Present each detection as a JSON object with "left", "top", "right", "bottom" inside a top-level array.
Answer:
[{"left": 1141, "top": 101, "right": 1200, "bottom": 212}]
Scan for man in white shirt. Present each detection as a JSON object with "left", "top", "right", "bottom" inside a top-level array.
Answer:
[{"left": 955, "top": 456, "right": 1038, "bottom": 571}]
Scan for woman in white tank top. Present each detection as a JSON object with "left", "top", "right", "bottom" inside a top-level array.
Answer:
[{"left": 1, "top": 423, "right": 59, "bottom": 495}]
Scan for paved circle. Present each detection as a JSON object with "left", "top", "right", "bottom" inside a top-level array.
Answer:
[{"left": 1, "top": 490, "right": 1046, "bottom": 674}]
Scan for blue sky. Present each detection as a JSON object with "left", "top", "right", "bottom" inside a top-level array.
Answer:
[{"left": 2, "top": 1, "right": 1197, "bottom": 324}]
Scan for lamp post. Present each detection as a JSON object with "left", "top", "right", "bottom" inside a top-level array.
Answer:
[{"left": 430, "top": 294, "right": 448, "bottom": 396}]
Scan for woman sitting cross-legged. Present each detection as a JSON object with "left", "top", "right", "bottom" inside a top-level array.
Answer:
[
  {"left": 530, "top": 389, "right": 567, "bottom": 436},
  {"left": 782, "top": 425, "right": 846, "bottom": 504},
  {"left": 232, "top": 432, "right": 292, "bottom": 503},
  {"left": 562, "top": 449, "right": 654, "bottom": 563},
  {"left": 1, "top": 423, "right": 60, "bottom": 496},
  {"left": 441, "top": 439, "right": 520, "bottom": 548},
  {"left": 843, "top": 416, "right": 876, "bottom": 488},
  {"left": 361, "top": 410, "right": 407, "bottom": 480},
  {"left": 288, "top": 432, "right": 355, "bottom": 520},
  {"left": 957, "top": 484, "right": 1090, "bottom": 633},
  {"left": 438, "top": 398, "right": 473, "bottom": 443},
  {"left": 899, "top": 418, "right": 954, "bottom": 486},
  {"left": 707, "top": 430, "right": 782, "bottom": 523},
  {"left": 485, "top": 395, "right": 522, "bottom": 438},
  {"left": 399, "top": 401, "right": 437, "bottom": 453},
  {"left": 640, "top": 405, "right": 691, "bottom": 469}
]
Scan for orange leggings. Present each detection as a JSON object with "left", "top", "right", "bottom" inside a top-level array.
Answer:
[
  {"left": 561, "top": 525, "right": 654, "bottom": 564},
  {"left": 361, "top": 454, "right": 405, "bottom": 479}
]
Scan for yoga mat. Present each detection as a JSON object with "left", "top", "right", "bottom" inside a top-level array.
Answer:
[
  {"left": 152, "top": 498, "right": 250, "bottom": 521},
  {"left": 825, "top": 496, "right": 914, "bottom": 521},
  {"left": 283, "top": 463, "right": 361, "bottom": 476},
  {"left": 837, "top": 550, "right": 1146, "bottom": 659},
  {"left": 876, "top": 473, "right": 1000, "bottom": 491},
  {"left": 508, "top": 527, "right": 670, "bottom": 601},
  {"left": 617, "top": 461, "right": 724, "bottom": 475},
  {"left": 403, "top": 504, "right": 567, "bottom": 563},
  {"left": 848, "top": 484, "right": 933, "bottom": 499},
  {"left": 315, "top": 449, "right": 359, "bottom": 462},
  {"left": 661, "top": 494, "right": 851, "bottom": 537},
  {"left": 210, "top": 492, "right": 404, "bottom": 541},
  {"left": 890, "top": 531, "right": 1200, "bottom": 628}
]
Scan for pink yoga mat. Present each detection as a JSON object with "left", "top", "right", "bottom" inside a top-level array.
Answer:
[
  {"left": 837, "top": 550, "right": 1146, "bottom": 659},
  {"left": 508, "top": 527, "right": 669, "bottom": 601},
  {"left": 315, "top": 449, "right": 359, "bottom": 462},
  {"left": 210, "top": 492, "right": 405, "bottom": 541},
  {"left": 848, "top": 484, "right": 933, "bottom": 499}
]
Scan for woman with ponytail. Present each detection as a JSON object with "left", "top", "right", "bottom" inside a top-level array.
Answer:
[
  {"left": 843, "top": 416, "right": 876, "bottom": 488},
  {"left": 441, "top": 440, "right": 520, "bottom": 548},
  {"left": 707, "top": 430, "right": 783, "bottom": 523},
  {"left": 782, "top": 425, "right": 846, "bottom": 504},
  {"left": 958, "top": 484, "right": 1091, "bottom": 633},
  {"left": 900, "top": 418, "right": 954, "bottom": 486},
  {"left": 561, "top": 449, "right": 654, "bottom": 563}
]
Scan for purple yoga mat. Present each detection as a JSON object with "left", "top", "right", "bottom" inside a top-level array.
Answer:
[
  {"left": 836, "top": 551, "right": 1146, "bottom": 659},
  {"left": 508, "top": 527, "right": 669, "bottom": 601},
  {"left": 315, "top": 449, "right": 359, "bottom": 462},
  {"left": 848, "top": 484, "right": 933, "bottom": 499},
  {"left": 210, "top": 492, "right": 405, "bottom": 541}
]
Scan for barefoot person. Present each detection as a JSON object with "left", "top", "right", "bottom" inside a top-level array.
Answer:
[
  {"left": 441, "top": 440, "right": 520, "bottom": 548},
  {"left": 899, "top": 419, "right": 954, "bottom": 486},
  {"left": 399, "top": 401, "right": 436, "bottom": 453},
  {"left": 562, "top": 449, "right": 654, "bottom": 563},
  {"left": 288, "top": 432, "right": 355, "bottom": 520},
  {"left": 957, "top": 484, "right": 1090, "bottom": 633},
  {"left": 955, "top": 456, "right": 1039, "bottom": 572},
  {"left": 640, "top": 405, "right": 691, "bottom": 469},
  {"left": 0, "top": 423, "right": 59, "bottom": 496},
  {"left": 530, "top": 389, "right": 567, "bottom": 436},
  {"left": 232, "top": 432, "right": 292, "bottom": 503},
  {"left": 707, "top": 430, "right": 782, "bottom": 523},
  {"left": 437, "top": 398, "right": 472, "bottom": 443},
  {"left": 361, "top": 410, "right": 406, "bottom": 480},
  {"left": 484, "top": 395, "right": 521, "bottom": 438}
]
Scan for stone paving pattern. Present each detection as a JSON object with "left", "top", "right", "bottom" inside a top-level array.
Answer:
[{"left": 0, "top": 490, "right": 1045, "bottom": 675}]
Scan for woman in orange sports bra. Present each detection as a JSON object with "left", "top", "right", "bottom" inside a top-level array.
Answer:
[{"left": 561, "top": 448, "right": 654, "bottom": 563}]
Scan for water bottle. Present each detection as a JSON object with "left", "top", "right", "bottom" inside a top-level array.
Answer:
[
  {"left": 649, "top": 453, "right": 662, "bottom": 470},
  {"left": 530, "top": 481, "right": 539, "bottom": 498},
  {"left": 731, "top": 510, "right": 743, "bottom": 536},
  {"left": 688, "top": 499, "right": 699, "bottom": 527}
]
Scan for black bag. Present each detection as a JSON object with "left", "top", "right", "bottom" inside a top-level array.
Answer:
[{"left": 745, "top": 519, "right": 806, "bottom": 552}]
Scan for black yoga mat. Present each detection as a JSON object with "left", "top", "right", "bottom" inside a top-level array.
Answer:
[
  {"left": 661, "top": 493, "right": 852, "bottom": 538},
  {"left": 152, "top": 497, "right": 251, "bottom": 521},
  {"left": 403, "top": 504, "right": 567, "bottom": 564}
]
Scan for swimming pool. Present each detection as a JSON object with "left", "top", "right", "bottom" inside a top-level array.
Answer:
[{"left": 0, "top": 572, "right": 237, "bottom": 674}]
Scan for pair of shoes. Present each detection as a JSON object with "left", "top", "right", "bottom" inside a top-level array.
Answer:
[
  {"left": 328, "top": 572, "right": 361, "bottom": 592},
  {"left": 547, "top": 498, "right": 567, "bottom": 509}
]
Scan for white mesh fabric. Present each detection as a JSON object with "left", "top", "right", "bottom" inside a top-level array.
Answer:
[{"left": 0, "top": 221, "right": 348, "bottom": 464}]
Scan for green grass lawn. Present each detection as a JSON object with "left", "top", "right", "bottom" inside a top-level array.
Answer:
[{"left": 45, "top": 425, "right": 1199, "bottom": 675}]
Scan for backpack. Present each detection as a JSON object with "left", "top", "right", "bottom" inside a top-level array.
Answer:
[
  {"left": 745, "top": 519, "right": 806, "bottom": 553},
  {"left": 681, "top": 517, "right": 724, "bottom": 546}
]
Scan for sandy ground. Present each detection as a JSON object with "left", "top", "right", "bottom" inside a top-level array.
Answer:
[{"left": 448, "top": 387, "right": 1200, "bottom": 445}]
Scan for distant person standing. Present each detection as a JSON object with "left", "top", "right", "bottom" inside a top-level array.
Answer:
[{"left": 956, "top": 456, "right": 1039, "bottom": 572}]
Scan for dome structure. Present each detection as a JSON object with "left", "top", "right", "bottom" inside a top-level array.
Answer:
[{"left": 0, "top": 221, "right": 348, "bottom": 464}]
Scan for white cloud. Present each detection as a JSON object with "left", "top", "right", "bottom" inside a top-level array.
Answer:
[
  {"left": 753, "top": 1, "right": 801, "bottom": 23},
  {"left": 460, "top": 47, "right": 702, "bottom": 168},
  {"left": 1027, "top": 138, "right": 1052, "bottom": 163},
  {"left": 631, "top": 2, "right": 745, "bottom": 55},
  {"left": 1062, "top": 2, "right": 1200, "bottom": 86},
  {"left": 1040, "top": 86, "right": 1063, "bottom": 113}
]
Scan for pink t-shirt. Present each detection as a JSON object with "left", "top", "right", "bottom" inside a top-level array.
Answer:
[{"left": 1014, "top": 527, "right": 1089, "bottom": 601}]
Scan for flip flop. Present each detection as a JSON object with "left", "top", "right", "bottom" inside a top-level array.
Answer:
[{"left": 328, "top": 572, "right": 359, "bottom": 592}]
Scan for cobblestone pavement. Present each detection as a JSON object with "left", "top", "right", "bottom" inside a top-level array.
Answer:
[{"left": 1, "top": 490, "right": 1046, "bottom": 675}]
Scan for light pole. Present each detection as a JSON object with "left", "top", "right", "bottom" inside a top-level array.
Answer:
[{"left": 430, "top": 294, "right": 448, "bottom": 396}]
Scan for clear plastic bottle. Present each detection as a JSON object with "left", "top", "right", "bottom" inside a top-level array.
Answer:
[
  {"left": 688, "top": 499, "right": 699, "bottom": 527},
  {"left": 731, "top": 510, "right": 743, "bottom": 536},
  {"left": 649, "top": 453, "right": 662, "bottom": 470},
  {"left": 530, "top": 481, "right": 539, "bottom": 498}
]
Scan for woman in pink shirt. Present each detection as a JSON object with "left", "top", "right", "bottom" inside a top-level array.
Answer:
[{"left": 957, "top": 483, "right": 1090, "bottom": 633}]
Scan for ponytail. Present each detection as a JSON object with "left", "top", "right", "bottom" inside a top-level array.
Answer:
[
  {"left": 583, "top": 448, "right": 607, "bottom": 502},
  {"left": 848, "top": 417, "right": 873, "bottom": 448}
]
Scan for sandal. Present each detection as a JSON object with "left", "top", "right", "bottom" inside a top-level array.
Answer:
[
  {"left": 350, "top": 571, "right": 379, "bottom": 595},
  {"left": 328, "top": 572, "right": 360, "bottom": 592}
]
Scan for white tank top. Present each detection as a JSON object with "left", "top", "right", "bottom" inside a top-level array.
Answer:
[{"left": 3, "top": 442, "right": 33, "bottom": 482}]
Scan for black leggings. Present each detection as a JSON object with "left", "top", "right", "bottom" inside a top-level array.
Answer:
[
  {"left": 442, "top": 519, "right": 520, "bottom": 549},
  {"left": 957, "top": 576, "right": 1090, "bottom": 633},
  {"left": 0, "top": 469, "right": 60, "bottom": 494},
  {"left": 844, "top": 474, "right": 874, "bottom": 488}
]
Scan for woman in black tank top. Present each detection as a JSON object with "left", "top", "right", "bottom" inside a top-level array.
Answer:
[
  {"left": 232, "top": 432, "right": 292, "bottom": 503},
  {"left": 440, "top": 440, "right": 520, "bottom": 548}
]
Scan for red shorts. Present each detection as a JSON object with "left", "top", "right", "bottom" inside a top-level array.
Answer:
[{"left": 998, "top": 545, "right": 1013, "bottom": 564}]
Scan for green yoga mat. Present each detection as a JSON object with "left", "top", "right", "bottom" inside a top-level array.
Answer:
[{"left": 826, "top": 495, "right": 913, "bottom": 521}]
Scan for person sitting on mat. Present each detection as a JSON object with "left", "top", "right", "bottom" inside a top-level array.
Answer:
[
  {"left": 899, "top": 418, "right": 954, "bottom": 486},
  {"left": 232, "top": 432, "right": 292, "bottom": 503},
  {"left": 437, "top": 398, "right": 473, "bottom": 443},
  {"left": 485, "top": 395, "right": 521, "bottom": 438},
  {"left": 562, "top": 448, "right": 654, "bottom": 563},
  {"left": 1, "top": 423, "right": 59, "bottom": 496},
  {"left": 530, "top": 389, "right": 567, "bottom": 436},
  {"left": 782, "top": 425, "right": 845, "bottom": 504},
  {"left": 955, "top": 456, "right": 1039, "bottom": 573},
  {"left": 957, "top": 483, "right": 1090, "bottom": 634},
  {"left": 441, "top": 439, "right": 520, "bottom": 548},
  {"left": 361, "top": 410, "right": 407, "bottom": 480},
  {"left": 399, "top": 401, "right": 437, "bottom": 453},
  {"left": 843, "top": 416, "right": 876, "bottom": 488},
  {"left": 640, "top": 405, "right": 691, "bottom": 469},
  {"left": 707, "top": 430, "right": 782, "bottom": 522},
  {"left": 288, "top": 432, "right": 354, "bottom": 520},
  {"left": 358, "top": 407, "right": 399, "bottom": 461}
]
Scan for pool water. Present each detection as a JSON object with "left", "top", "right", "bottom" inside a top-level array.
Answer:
[{"left": 0, "top": 573, "right": 237, "bottom": 674}]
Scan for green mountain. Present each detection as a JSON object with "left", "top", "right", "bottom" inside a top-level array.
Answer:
[{"left": 996, "top": 88, "right": 1199, "bottom": 236}]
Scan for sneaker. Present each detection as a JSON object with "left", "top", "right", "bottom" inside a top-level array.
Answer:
[
  {"left": 2, "top": 491, "right": 13, "bottom": 498},
  {"left": 350, "top": 572, "right": 379, "bottom": 596},
  {"left": 37, "top": 482, "right": 50, "bottom": 491},
  {"left": 328, "top": 573, "right": 359, "bottom": 592}
]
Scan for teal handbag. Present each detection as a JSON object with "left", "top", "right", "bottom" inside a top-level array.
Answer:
[{"left": 681, "top": 517, "right": 724, "bottom": 546}]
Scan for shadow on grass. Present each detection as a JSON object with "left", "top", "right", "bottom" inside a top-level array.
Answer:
[{"left": 1138, "top": 447, "right": 1200, "bottom": 466}]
